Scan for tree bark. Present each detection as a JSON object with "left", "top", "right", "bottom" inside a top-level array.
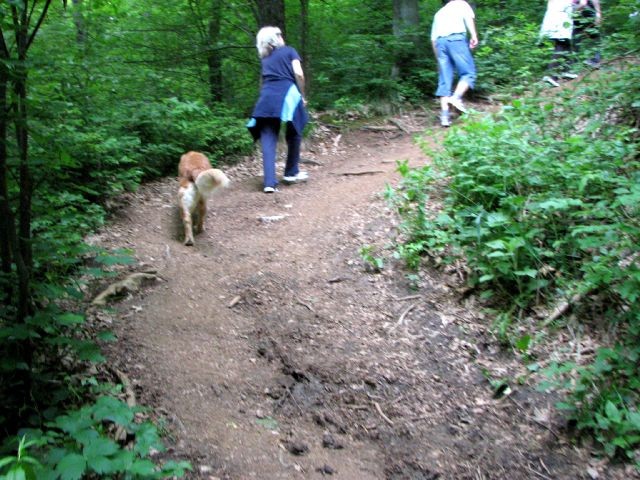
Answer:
[
  {"left": 252, "top": 0, "right": 285, "bottom": 30},
  {"left": 207, "top": 0, "right": 224, "bottom": 102},
  {"left": 11, "top": 4, "right": 34, "bottom": 322},
  {"left": 392, "top": 0, "right": 420, "bottom": 79},
  {"left": 8, "top": 0, "right": 55, "bottom": 320},
  {"left": 0, "top": 35, "right": 12, "bottom": 305},
  {"left": 72, "top": 0, "right": 87, "bottom": 44},
  {"left": 299, "top": 0, "right": 309, "bottom": 90}
]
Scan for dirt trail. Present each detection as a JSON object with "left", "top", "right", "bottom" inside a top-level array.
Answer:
[{"left": 92, "top": 114, "right": 632, "bottom": 479}]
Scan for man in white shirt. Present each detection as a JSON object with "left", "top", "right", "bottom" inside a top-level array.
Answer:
[{"left": 431, "top": 0, "right": 479, "bottom": 127}]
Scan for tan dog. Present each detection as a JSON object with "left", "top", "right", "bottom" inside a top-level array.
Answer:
[{"left": 178, "top": 151, "right": 229, "bottom": 246}]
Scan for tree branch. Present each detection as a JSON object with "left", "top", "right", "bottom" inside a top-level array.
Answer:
[{"left": 27, "top": 0, "right": 54, "bottom": 51}]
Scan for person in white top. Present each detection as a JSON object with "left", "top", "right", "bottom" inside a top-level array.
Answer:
[
  {"left": 430, "top": 0, "right": 479, "bottom": 127},
  {"left": 540, "top": 0, "right": 575, "bottom": 86}
]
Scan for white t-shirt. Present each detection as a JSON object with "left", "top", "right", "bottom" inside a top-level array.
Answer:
[
  {"left": 430, "top": 0, "right": 475, "bottom": 42},
  {"left": 540, "top": 0, "right": 574, "bottom": 40}
]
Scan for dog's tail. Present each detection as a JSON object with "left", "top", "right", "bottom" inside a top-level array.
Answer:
[{"left": 195, "top": 168, "right": 230, "bottom": 194}]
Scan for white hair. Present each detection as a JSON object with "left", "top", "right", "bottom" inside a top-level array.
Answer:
[{"left": 256, "top": 26, "right": 284, "bottom": 59}]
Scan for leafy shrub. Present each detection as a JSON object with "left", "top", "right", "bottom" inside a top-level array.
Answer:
[
  {"left": 474, "top": 18, "right": 548, "bottom": 93},
  {"left": 389, "top": 65, "right": 640, "bottom": 459},
  {"left": 126, "top": 98, "right": 254, "bottom": 176},
  {"left": 0, "top": 396, "right": 191, "bottom": 480}
]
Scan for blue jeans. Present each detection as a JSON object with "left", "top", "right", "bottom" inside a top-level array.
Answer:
[
  {"left": 435, "top": 33, "right": 476, "bottom": 97},
  {"left": 259, "top": 119, "right": 302, "bottom": 188}
]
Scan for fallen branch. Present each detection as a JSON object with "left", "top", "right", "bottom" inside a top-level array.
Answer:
[
  {"left": 542, "top": 291, "right": 587, "bottom": 326},
  {"left": 111, "top": 368, "right": 136, "bottom": 442},
  {"left": 92, "top": 272, "right": 159, "bottom": 306},
  {"left": 335, "top": 170, "right": 385, "bottom": 176},
  {"left": 389, "top": 118, "right": 410, "bottom": 134},
  {"left": 390, "top": 302, "right": 417, "bottom": 331},
  {"left": 361, "top": 125, "right": 397, "bottom": 132},
  {"left": 393, "top": 294, "right": 422, "bottom": 302},
  {"left": 373, "top": 401, "right": 394, "bottom": 426},
  {"left": 296, "top": 297, "right": 315, "bottom": 312},
  {"left": 114, "top": 368, "right": 136, "bottom": 408}
]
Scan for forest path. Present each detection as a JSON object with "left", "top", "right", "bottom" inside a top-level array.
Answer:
[{"left": 93, "top": 111, "right": 612, "bottom": 479}]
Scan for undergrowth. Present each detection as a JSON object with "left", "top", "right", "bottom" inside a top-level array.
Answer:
[{"left": 388, "top": 63, "right": 640, "bottom": 464}]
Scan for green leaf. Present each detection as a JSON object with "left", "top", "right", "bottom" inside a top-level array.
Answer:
[
  {"left": 94, "top": 252, "right": 135, "bottom": 266},
  {"left": 83, "top": 437, "right": 119, "bottom": 459},
  {"left": 4, "top": 465, "right": 27, "bottom": 480},
  {"left": 96, "top": 331, "right": 117, "bottom": 342},
  {"left": 514, "top": 269, "right": 537, "bottom": 278},
  {"left": 73, "top": 341, "right": 105, "bottom": 363},
  {"left": 515, "top": 334, "right": 531, "bottom": 352},
  {"left": 54, "top": 412, "right": 92, "bottom": 436},
  {"left": 0, "top": 457, "right": 16, "bottom": 469},
  {"left": 129, "top": 459, "right": 157, "bottom": 475},
  {"left": 255, "top": 417, "right": 279, "bottom": 430},
  {"left": 55, "top": 454, "right": 86, "bottom": 480},
  {"left": 485, "top": 239, "right": 507, "bottom": 250},
  {"left": 132, "top": 423, "right": 163, "bottom": 456},
  {"left": 86, "top": 455, "right": 118, "bottom": 475},
  {"left": 605, "top": 401, "right": 622, "bottom": 424},
  {"left": 54, "top": 313, "right": 85, "bottom": 326},
  {"left": 90, "top": 397, "right": 133, "bottom": 427}
]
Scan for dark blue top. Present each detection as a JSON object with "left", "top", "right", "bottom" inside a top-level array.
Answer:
[{"left": 247, "top": 46, "right": 308, "bottom": 140}]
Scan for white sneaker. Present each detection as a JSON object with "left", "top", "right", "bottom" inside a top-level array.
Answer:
[
  {"left": 561, "top": 72, "right": 578, "bottom": 79},
  {"left": 263, "top": 186, "right": 278, "bottom": 193},
  {"left": 448, "top": 96, "right": 467, "bottom": 113},
  {"left": 440, "top": 115, "right": 451, "bottom": 127},
  {"left": 282, "top": 171, "right": 309, "bottom": 184},
  {"left": 542, "top": 75, "right": 560, "bottom": 87}
]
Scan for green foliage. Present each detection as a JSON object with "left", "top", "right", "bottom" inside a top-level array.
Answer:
[
  {"left": 390, "top": 65, "right": 640, "bottom": 458},
  {"left": 0, "top": 397, "right": 191, "bottom": 480},
  {"left": 474, "top": 18, "right": 548, "bottom": 94},
  {"left": 359, "top": 245, "right": 384, "bottom": 273},
  {"left": 126, "top": 98, "right": 254, "bottom": 177},
  {"left": 544, "top": 342, "right": 640, "bottom": 461},
  {"left": 0, "top": 436, "right": 42, "bottom": 480}
]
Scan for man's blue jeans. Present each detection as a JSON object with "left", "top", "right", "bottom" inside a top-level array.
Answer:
[{"left": 435, "top": 33, "right": 477, "bottom": 98}]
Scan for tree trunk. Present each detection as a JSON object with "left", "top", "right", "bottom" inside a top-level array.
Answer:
[
  {"left": 300, "top": 0, "right": 310, "bottom": 70},
  {"left": 72, "top": 0, "right": 87, "bottom": 44},
  {"left": 0, "top": 40, "right": 12, "bottom": 305},
  {"left": 252, "top": 0, "right": 285, "bottom": 30},
  {"left": 392, "top": 0, "right": 420, "bottom": 79},
  {"left": 207, "top": 0, "right": 224, "bottom": 102},
  {"left": 13, "top": 4, "right": 34, "bottom": 322}
]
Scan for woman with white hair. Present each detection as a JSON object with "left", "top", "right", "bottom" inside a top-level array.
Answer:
[{"left": 247, "top": 26, "right": 308, "bottom": 193}]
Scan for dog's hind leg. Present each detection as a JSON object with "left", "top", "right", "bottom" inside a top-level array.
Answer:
[
  {"left": 195, "top": 197, "right": 206, "bottom": 234},
  {"left": 179, "top": 185, "right": 196, "bottom": 246},
  {"left": 182, "top": 208, "right": 195, "bottom": 246}
]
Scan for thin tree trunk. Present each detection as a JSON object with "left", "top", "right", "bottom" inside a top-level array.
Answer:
[
  {"left": 11, "top": 4, "right": 33, "bottom": 322},
  {"left": 392, "top": 0, "right": 420, "bottom": 80},
  {"left": 0, "top": 38, "right": 13, "bottom": 304},
  {"left": 253, "top": 0, "right": 285, "bottom": 30},
  {"left": 299, "top": 0, "right": 309, "bottom": 90},
  {"left": 72, "top": 0, "right": 87, "bottom": 44},
  {"left": 207, "top": 0, "right": 223, "bottom": 102}
]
